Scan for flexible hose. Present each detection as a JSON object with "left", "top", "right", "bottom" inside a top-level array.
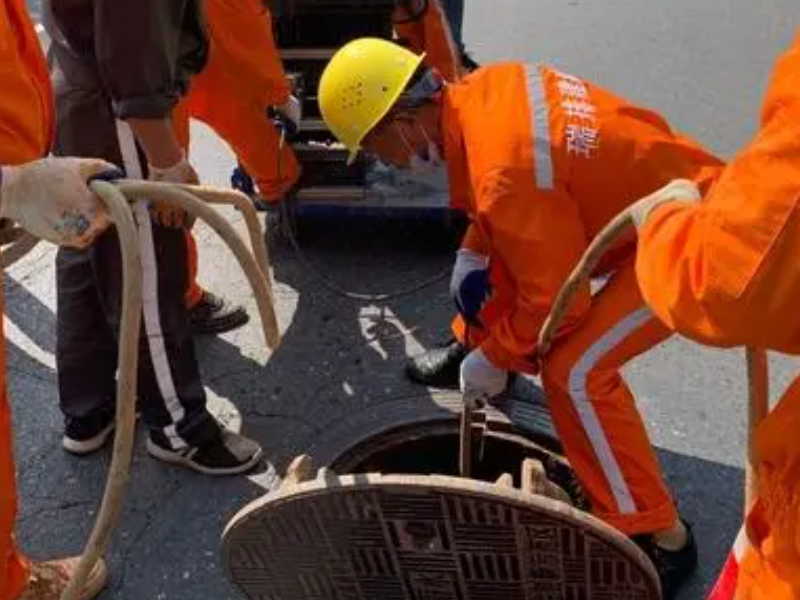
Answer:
[
  {"left": 60, "top": 181, "right": 143, "bottom": 600},
  {"left": 117, "top": 181, "right": 280, "bottom": 349},
  {"left": 745, "top": 347, "right": 768, "bottom": 512},
  {"left": 171, "top": 184, "right": 274, "bottom": 293},
  {"left": 537, "top": 208, "right": 634, "bottom": 356},
  {"left": 59, "top": 180, "right": 280, "bottom": 600}
]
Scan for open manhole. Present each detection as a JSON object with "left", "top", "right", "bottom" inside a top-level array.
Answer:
[{"left": 330, "top": 420, "right": 581, "bottom": 502}]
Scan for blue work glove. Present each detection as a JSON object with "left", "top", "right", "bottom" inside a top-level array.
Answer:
[
  {"left": 460, "top": 348, "right": 508, "bottom": 408},
  {"left": 450, "top": 248, "right": 491, "bottom": 327}
]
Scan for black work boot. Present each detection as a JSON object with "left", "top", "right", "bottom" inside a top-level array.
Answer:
[
  {"left": 405, "top": 339, "right": 468, "bottom": 389},
  {"left": 190, "top": 291, "right": 249, "bottom": 335},
  {"left": 632, "top": 520, "right": 698, "bottom": 600}
]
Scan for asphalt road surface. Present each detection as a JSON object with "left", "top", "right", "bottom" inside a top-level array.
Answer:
[{"left": 12, "top": 2, "right": 798, "bottom": 599}]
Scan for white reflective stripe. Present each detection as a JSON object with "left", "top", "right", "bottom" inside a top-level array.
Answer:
[
  {"left": 116, "top": 120, "right": 187, "bottom": 449},
  {"left": 115, "top": 120, "right": 142, "bottom": 179},
  {"left": 525, "top": 63, "right": 554, "bottom": 190},
  {"left": 567, "top": 306, "right": 653, "bottom": 514}
]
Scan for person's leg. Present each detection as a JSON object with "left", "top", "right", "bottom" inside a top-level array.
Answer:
[
  {"left": 56, "top": 246, "right": 118, "bottom": 454},
  {"left": 439, "top": 0, "right": 464, "bottom": 53},
  {"left": 98, "top": 121, "right": 262, "bottom": 474},
  {"left": 542, "top": 262, "right": 677, "bottom": 534},
  {"left": 173, "top": 97, "right": 250, "bottom": 334},
  {"left": 49, "top": 33, "right": 121, "bottom": 455}
]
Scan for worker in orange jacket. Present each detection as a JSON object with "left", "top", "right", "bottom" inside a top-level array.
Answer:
[
  {"left": 630, "top": 30, "right": 800, "bottom": 600},
  {"left": 0, "top": 0, "right": 113, "bottom": 597},
  {"left": 173, "top": 0, "right": 300, "bottom": 323},
  {"left": 318, "top": 38, "right": 725, "bottom": 598}
]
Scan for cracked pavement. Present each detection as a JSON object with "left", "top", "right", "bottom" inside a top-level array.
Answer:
[{"left": 12, "top": 2, "right": 800, "bottom": 598}]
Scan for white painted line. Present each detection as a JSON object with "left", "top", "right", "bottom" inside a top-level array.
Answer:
[{"left": 3, "top": 316, "right": 56, "bottom": 371}]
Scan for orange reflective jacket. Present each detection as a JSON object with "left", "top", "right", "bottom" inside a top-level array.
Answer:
[
  {"left": 0, "top": 0, "right": 53, "bottom": 164},
  {"left": 442, "top": 63, "right": 723, "bottom": 372},
  {"left": 394, "top": 0, "right": 463, "bottom": 82},
  {"left": 636, "top": 31, "right": 800, "bottom": 354}
]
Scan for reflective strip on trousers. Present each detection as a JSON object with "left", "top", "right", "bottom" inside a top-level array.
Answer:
[
  {"left": 567, "top": 306, "right": 654, "bottom": 514},
  {"left": 524, "top": 63, "right": 555, "bottom": 190},
  {"left": 115, "top": 120, "right": 188, "bottom": 449}
]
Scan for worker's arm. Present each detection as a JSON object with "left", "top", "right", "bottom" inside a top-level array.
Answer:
[
  {"left": 92, "top": 0, "right": 206, "bottom": 225},
  {"left": 476, "top": 168, "right": 591, "bottom": 373},
  {"left": 93, "top": 0, "right": 207, "bottom": 121},
  {"left": 634, "top": 33, "right": 800, "bottom": 346}
]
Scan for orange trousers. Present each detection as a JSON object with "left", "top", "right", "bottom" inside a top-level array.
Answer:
[
  {"left": 455, "top": 262, "right": 677, "bottom": 535},
  {"left": 173, "top": 0, "right": 301, "bottom": 309},
  {"left": 0, "top": 286, "right": 29, "bottom": 600}
]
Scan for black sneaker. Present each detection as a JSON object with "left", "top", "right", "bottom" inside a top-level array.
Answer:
[
  {"left": 405, "top": 338, "right": 468, "bottom": 388},
  {"left": 146, "top": 430, "right": 263, "bottom": 476},
  {"left": 62, "top": 408, "right": 115, "bottom": 455},
  {"left": 189, "top": 291, "right": 249, "bottom": 335},
  {"left": 632, "top": 520, "right": 698, "bottom": 600}
]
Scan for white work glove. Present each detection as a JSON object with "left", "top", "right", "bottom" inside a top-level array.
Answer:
[
  {"left": 450, "top": 248, "right": 491, "bottom": 327},
  {"left": 460, "top": 347, "right": 508, "bottom": 408},
  {"left": 629, "top": 179, "right": 701, "bottom": 230},
  {"left": 0, "top": 157, "right": 115, "bottom": 248},
  {"left": 147, "top": 152, "right": 199, "bottom": 228},
  {"left": 276, "top": 94, "right": 302, "bottom": 130}
]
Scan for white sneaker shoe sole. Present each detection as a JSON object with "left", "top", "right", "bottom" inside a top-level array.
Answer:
[
  {"left": 62, "top": 422, "right": 115, "bottom": 456},
  {"left": 146, "top": 437, "right": 263, "bottom": 476}
]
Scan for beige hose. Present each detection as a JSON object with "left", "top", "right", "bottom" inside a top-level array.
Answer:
[
  {"left": 537, "top": 209, "right": 634, "bottom": 356},
  {"left": 173, "top": 184, "right": 273, "bottom": 287},
  {"left": 60, "top": 181, "right": 143, "bottom": 600},
  {"left": 116, "top": 181, "right": 280, "bottom": 349},
  {"left": 60, "top": 180, "right": 281, "bottom": 599},
  {"left": 745, "top": 347, "right": 769, "bottom": 512}
]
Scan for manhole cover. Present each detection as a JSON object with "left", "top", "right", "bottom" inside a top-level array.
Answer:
[{"left": 223, "top": 472, "right": 660, "bottom": 600}]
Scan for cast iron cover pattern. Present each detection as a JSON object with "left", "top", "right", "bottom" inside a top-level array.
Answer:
[{"left": 224, "top": 475, "right": 660, "bottom": 600}]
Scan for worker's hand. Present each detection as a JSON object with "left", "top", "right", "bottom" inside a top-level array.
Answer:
[
  {"left": 0, "top": 157, "right": 114, "bottom": 248},
  {"left": 450, "top": 248, "right": 491, "bottom": 327},
  {"left": 276, "top": 94, "right": 302, "bottom": 130},
  {"left": 147, "top": 154, "right": 198, "bottom": 228},
  {"left": 630, "top": 179, "right": 701, "bottom": 230},
  {"left": 460, "top": 347, "right": 508, "bottom": 408}
]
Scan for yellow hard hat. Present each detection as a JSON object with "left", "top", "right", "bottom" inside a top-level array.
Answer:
[{"left": 318, "top": 38, "right": 425, "bottom": 164}]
